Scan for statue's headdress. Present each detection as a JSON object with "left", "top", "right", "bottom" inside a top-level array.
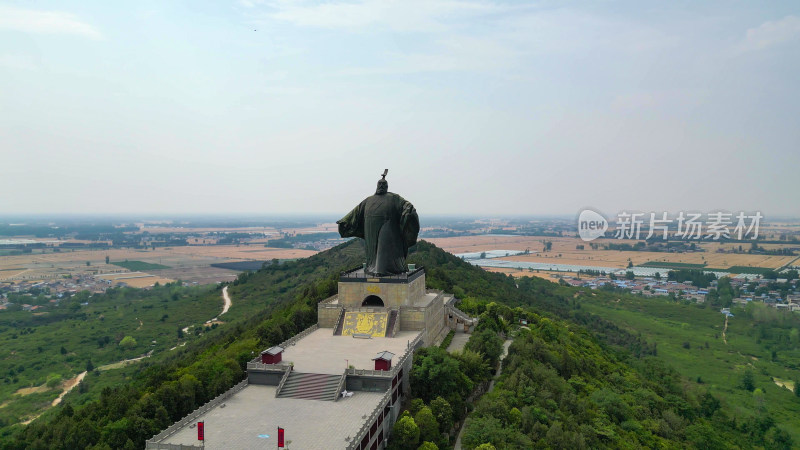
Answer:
[{"left": 376, "top": 169, "right": 388, "bottom": 195}]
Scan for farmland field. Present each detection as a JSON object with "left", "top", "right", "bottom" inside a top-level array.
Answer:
[
  {"left": 0, "top": 245, "right": 317, "bottom": 285},
  {"left": 427, "top": 235, "right": 798, "bottom": 273},
  {"left": 110, "top": 260, "right": 170, "bottom": 271}
]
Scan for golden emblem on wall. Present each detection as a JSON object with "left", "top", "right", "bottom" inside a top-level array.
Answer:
[{"left": 341, "top": 312, "right": 388, "bottom": 337}]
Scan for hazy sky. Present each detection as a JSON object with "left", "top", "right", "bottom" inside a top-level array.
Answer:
[{"left": 1, "top": 1, "right": 798, "bottom": 217}]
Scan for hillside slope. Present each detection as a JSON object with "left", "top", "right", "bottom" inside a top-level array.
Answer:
[
  {"left": 0, "top": 240, "right": 365, "bottom": 449},
  {"left": 407, "top": 241, "right": 793, "bottom": 449},
  {"left": 2, "top": 240, "right": 792, "bottom": 449}
]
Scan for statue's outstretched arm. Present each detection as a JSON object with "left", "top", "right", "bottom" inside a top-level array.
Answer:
[{"left": 337, "top": 201, "right": 365, "bottom": 239}]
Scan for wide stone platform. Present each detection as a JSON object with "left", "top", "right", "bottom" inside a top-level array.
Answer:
[
  {"left": 282, "top": 328, "right": 421, "bottom": 375},
  {"left": 155, "top": 384, "right": 385, "bottom": 450}
]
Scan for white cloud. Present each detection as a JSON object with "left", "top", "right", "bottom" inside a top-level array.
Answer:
[
  {"left": 262, "top": 0, "right": 505, "bottom": 33},
  {"left": 740, "top": 15, "right": 800, "bottom": 51},
  {"left": 0, "top": 6, "right": 101, "bottom": 39}
]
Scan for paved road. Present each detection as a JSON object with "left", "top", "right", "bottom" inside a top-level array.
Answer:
[
  {"left": 454, "top": 339, "right": 512, "bottom": 450},
  {"left": 446, "top": 328, "right": 471, "bottom": 353}
]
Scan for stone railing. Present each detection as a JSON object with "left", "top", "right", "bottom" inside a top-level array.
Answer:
[
  {"left": 332, "top": 370, "right": 347, "bottom": 401},
  {"left": 246, "top": 323, "right": 320, "bottom": 367},
  {"left": 345, "top": 388, "right": 393, "bottom": 450},
  {"left": 343, "top": 332, "right": 423, "bottom": 450},
  {"left": 407, "top": 332, "right": 424, "bottom": 351},
  {"left": 146, "top": 443, "right": 203, "bottom": 450},
  {"left": 340, "top": 266, "right": 425, "bottom": 281},
  {"left": 346, "top": 367, "right": 393, "bottom": 377},
  {"left": 246, "top": 361, "right": 291, "bottom": 371},
  {"left": 320, "top": 294, "right": 338, "bottom": 304},
  {"left": 344, "top": 306, "right": 389, "bottom": 313},
  {"left": 279, "top": 323, "right": 319, "bottom": 348},
  {"left": 446, "top": 304, "right": 475, "bottom": 324},
  {"left": 146, "top": 380, "right": 248, "bottom": 448},
  {"left": 393, "top": 335, "right": 420, "bottom": 371},
  {"left": 274, "top": 365, "right": 293, "bottom": 397}
]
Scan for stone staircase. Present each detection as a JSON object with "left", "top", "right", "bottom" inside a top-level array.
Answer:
[
  {"left": 385, "top": 309, "right": 399, "bottom": 337},
  {"left": 276, "top": 372, "right": 341, "bottom": 401},
  {"left": 333, "top": 308, "right": 346, "bottom": 336}
]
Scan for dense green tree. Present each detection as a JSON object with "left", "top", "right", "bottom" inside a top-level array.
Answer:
[
  {"left": 765, "top": 426, "right": 793, "bottom": 450},
  {"left": 462, "top": 416, "right": 531, "bottom": 449},
  {"left": 410, "top": 398, "right": 425, "bottom": 416},
  {"left": 453, "top": 349, "right": 491, "bottom": 383},
  {"left": 410, "top": 347, "right": 473, "bottom": 403},
  {"left": 699, "top": 392, "right": 720, "bottom": 417},
  {"left": 591, "top": 388, "right": 632, "bottom": 424},
  {"left": 119, "top": 336, "right": 137, "bottom": 350},
  {"left": 684, "top": 422, "right": 726, "bottom": 450},
  {"left": 465, "top": 329, "right": 503, "bottom": 368},
  {"left": 391, "top": 414, "right": 420, "bottom": 450},
  {"left": 430, "top": 397, "right": 453, "bottom": 433},
  {"left": 754, "top": 388, "right": 766, "bottom": 411},
  {"left": 741, "top": 370, "right": 755, "bottom": 392},
  {"left": 414, "top": 407, "right": 439, "bottom": 444},
  {"left": 417, "top": 442, "right": 438, "bottom": 450},
  {"left": 508, "top": 407, "right": 521, "bottom": 427}
]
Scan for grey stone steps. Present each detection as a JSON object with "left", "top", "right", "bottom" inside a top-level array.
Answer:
[
  {"left": 333, "top": 309, "right": 345, "bottom": 336},
  {"left": 385, "top": 309, "right": 398, "bottom": 337},
  {"left": 277, "top": 372, "right": 341, "bottom": 401}
]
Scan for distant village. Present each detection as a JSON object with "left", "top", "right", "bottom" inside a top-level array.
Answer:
[
  {"left": 560, "top": 274, "right": 800, "bottom": 313},
  {"left": 0, "top": 274, "right": 132, "bottom": 312}
]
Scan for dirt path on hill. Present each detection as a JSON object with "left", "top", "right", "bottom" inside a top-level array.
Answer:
[
  {"left": 221, "top": 286, "right": 231, "bottom": 315},
  {"left": 52, "top": 371, "right": 87, "bottom": 407},
  {"left": 20, "top": 371, "right": 87, "bottom": 425},
  {"left": 205, "top": 286, "right": 232, "bottom": 325},
  {"left": 773, "top": 378, "right": 796, "bottom": 393},
  {"left": 97, "top": 351, "right": 153, "bottom": 371},
  {"left": 723, "top": 314, "right": 728, "bottom": 344}
]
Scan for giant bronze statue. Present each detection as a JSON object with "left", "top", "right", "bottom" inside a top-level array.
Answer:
[{"left": 337, "top": 170, "right": 419, "bottom": 276}]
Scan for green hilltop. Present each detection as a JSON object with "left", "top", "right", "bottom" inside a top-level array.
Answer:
[{"left": 0, "top": 240, "right": 796, "bottom": 449}]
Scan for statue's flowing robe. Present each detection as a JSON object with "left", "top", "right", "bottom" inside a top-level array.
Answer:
[{"left": 337, "top": 192, "right": 419, "bottom": 276}]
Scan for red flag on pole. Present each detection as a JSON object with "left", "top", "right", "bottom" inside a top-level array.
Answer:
[
  {"left": 198, "top": 422, "right": 204, "bottom": 441},
  {"left": 278, "top": 427, "right": 285, "bottom": 447}
]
